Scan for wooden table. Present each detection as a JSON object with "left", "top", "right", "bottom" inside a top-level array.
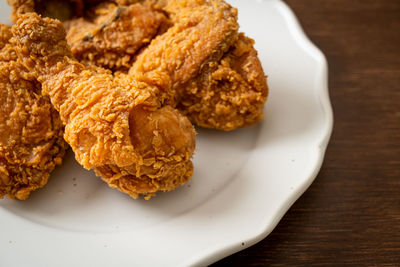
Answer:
[{"left": 213, "top": 0, "right": 400, "bottom": 265}]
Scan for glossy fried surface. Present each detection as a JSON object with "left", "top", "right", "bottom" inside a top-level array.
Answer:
[
  {"left": 12, "top": 14, "right": 195, "bottom": 199},
  {"left": 0, "top": 24, "right": 67, "bottom": 200}
]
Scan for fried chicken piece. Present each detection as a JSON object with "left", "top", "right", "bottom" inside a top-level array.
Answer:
[
  {"left": 84, "top": 0, "right": 268, "bottom": 130},
  {"left": 64, "top": 1, "right": 169, "bottom": 72},
  {"left": 0, "top": 24, "right": 67, "bottom": 200},
  {"left": 8, "top": 0, "right": 170, "bottom": 72},
  {"left": 129, "top": 0, "right": 240, "bottom": 105},
  {"left": 129, "top": 0, "right": 268, "bottom": 130},
  {"left": 12, "top": 14, "right": 195, "bottom": 199},
  {"left": 7, "top": 0, "right": 84, "bottom": 22},
  {"left": 9, "top": 0, "right": 268, "bottom": 131},
  {"left": 177, "top": 33, "right": 268, "bottom": 130}
]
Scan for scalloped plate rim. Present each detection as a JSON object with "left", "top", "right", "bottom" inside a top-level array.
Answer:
[
  {"left": 184, "top": 0, "right": 333, "bottom": 265},
  {"left": 0, "top": 0, "right": 333, "bottom": 266}
]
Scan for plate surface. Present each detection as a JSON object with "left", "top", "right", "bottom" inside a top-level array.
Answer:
[{"left": 0, "top": 0, "right": 333, "bottom": 266}]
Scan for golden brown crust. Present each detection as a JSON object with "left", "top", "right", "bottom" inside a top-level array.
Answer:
[
  {"left": 8, "top": 0, "right": 170, "bottom": 72},
  {"left": 7, "top": 0, "right": 84, "bottom": 22},
  {"left": 12, "top": 14, "right": 195, "bottom": 199},
  {"left": 130, "top": 0, "right": 240, "bottom": 105},
  {"left": 65, "top": 1, "right": 170, "bottom": 72},
  {"left": 8, "top": 0, "right": 269, "bottom": 131},
  {"left": 129, "top": 1, "right": 268, "bottom": 130},
  {"left": 0, "top": 24, "right": 67, "bottom": 200},
  {"left": 6, "top": 0, "right": 269, "bottom": 199},
  {"left": 178, "top": 33, "right": 268, "bottom": 130},
  {"left": 7, "top": 0, "right": 34, "bottom": 22}
]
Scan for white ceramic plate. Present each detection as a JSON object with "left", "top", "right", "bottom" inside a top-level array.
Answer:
[{"left": 0, "top": 0, "right": 332, "bottom": 266}]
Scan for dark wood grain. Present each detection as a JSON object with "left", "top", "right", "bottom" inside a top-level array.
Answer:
[{"left": 212, "top": 0, "right": 400, "bottom": 265}]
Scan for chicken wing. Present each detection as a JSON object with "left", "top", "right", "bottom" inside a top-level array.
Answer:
[
  {"left": 0, "top": 24, "right": 67, "bottom": 200},
  {"left": 12, "top": 14, "right": 195, "bottom": 199}
]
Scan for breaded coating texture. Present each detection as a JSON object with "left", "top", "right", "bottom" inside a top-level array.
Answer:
[
  {"left": 8, "top": 0, "right": 170, "bottom": 72},
  {"left": 130, "top": 0, "right": 240, "bottom": 105},
  {"left": 8, "top": 0, "right": 269, "bottom": 131},
  {"left": 130, "top": 0, "right": 268, "bottom": 130},
  {"left": 178, "top": 33, "right": 268, "bottom": 130},
  {"left": 7, "top": 0, "right": 84, "bottom": 22},
  {"left": 12, "top": 14, "right": 195, "bottom": 199},
  {"left": 0, "top": 24, "right": 67, "bottom": 200},
  {"left": 64, "top": 1, "right": 169, "bottom": 72}
]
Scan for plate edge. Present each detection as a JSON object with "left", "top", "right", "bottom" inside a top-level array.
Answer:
[{"left": 185, "top": 0, "right": 334, "bottom": 266}]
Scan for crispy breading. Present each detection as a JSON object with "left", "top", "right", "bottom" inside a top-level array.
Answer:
[
  {"left": 12, "top": 14, "right": 195, "bottom": 199},
  {"left": 0, "top": 24, "right": 67, "bottom": 200},
  {"left": 7, "top": 0, "right": 84, "bottom": 22},
  {"left": 129, "top": 0, "right": 268, "bottom": 130},
  {"left": 8, "top": 0, "right": 170, "bottom": 72},
  {"left": 178, "top": 33, "right": 268, "bottom": 130},
  {"left": 129, "top": 0, "right": 240, "bottom": 105},
  {"left": 8, "top": 0, "right": 269, "bottom": 131},
  {"left": 64, "top": 1, "right": 169, "bottom": 72}
]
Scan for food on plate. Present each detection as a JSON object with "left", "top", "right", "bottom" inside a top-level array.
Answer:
[
  {"left": 64, "top": 1, "right": 169, "bottom": 72},
  {"left": 129, "top": 0, "right": 268, "bottom": 130},
  {"left": 7, "top": 0, "right": 85, "bottom": 22},
  {"left": 0, "top": 24, "right": 67, "bottom": 200},
  {"left": 176, "top": 33, "right": 268, "bottom": 130},
  {"left": 8, "top": 0, "right": 269, "bottom": 131},
  {"left": 12, "top": 13, "right": 196, "bottom": 199},
  {"left": 4, "top": 0, "right": 269, "bottom": 199},
  {"left": 8, "top": 0, "right": 170, "bottom": 72}
]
